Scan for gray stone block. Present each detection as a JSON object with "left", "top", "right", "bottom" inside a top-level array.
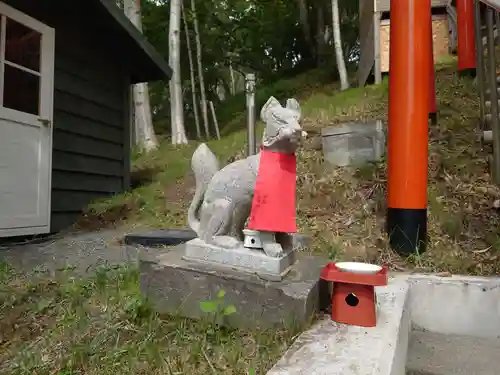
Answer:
[
  {"left": 321, "top": 120, "right": 386, "bottom": 167},
  {"left": 140, "top": 244, "right": 327, "bottom": 329}
]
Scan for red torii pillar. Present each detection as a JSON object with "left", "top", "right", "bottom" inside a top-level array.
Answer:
[
  {"left": 428, "top": 15, "right": 437, "bottom": 124},
  {"left": 457, "top": 0, "right": 477, "bottom": 76},
  {"left": 387, "top": 0, "right": 431, "bottom": 255}
]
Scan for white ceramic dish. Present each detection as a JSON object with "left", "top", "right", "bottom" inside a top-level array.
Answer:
[{"left": 335, "top": 261, "right": 382, "bottom": 275}]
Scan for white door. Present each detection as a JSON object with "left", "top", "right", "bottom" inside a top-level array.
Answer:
[{"left": 0, "top": 2, "right": 54, "bottom": 237}]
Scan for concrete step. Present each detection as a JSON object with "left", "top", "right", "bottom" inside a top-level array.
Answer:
[
  {"left": 406, "top": 330, "right": 500, "bottom": 375},
  {"left": 484, "top": 113, "right": 500, "bottom": 124},
  {"left": 482, "top": 130, "right": 493, "bottom": 144},
  {"left": 485, "top": 87, "right": 500, "bottom": 96},
  {"left": 481, "top": 78, "right": 500, "bottom": 90},
  {"left": 485, "top": 99, "right": 500, "bottom": 108}
]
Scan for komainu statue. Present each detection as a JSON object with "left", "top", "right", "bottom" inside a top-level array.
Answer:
[{"left": 187, "top": 96, "right": 306, "bottom": 258}]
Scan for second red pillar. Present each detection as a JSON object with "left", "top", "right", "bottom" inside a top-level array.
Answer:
[{"left": 457, "top": 0, "right": 477, "bottom": 76}]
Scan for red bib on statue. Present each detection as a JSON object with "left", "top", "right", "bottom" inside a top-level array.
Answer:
[{"left": 247, "top": 149, "right": 297, "bottom": 233}]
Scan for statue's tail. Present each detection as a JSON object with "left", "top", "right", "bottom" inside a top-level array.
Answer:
[{"left": 188, "top": 143, "right": 220, "bottom": 234}]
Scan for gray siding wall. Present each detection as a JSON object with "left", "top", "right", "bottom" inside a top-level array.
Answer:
[
  {"left": 358, "top": 0, "right": 376, "bottom": 86},
  {"left": 51, "top": 36, "right": 129, "bottom": 231}
]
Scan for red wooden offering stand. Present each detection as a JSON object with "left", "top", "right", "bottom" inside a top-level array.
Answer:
[{"left": 320, "top": 263, "right": 389, "bottom": 327}]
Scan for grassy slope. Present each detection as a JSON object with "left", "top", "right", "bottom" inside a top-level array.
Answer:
[
  {"left": 80, "top": 69, "right": 331, "bottom": 231},
  {"left": 85, "top": 57, "right": 500, "bottom": 275}
]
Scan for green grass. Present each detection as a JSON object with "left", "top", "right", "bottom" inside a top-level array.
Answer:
[{"left": 0, "top": 263, "right": 300, "bottom": 375}]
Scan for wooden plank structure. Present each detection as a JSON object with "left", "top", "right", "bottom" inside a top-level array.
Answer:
[
  {"left": 358, "top": 0, "right": 451, "bottom": 86},
  {"left": 0, "top": 0, "right": 171, "bottom": 237}
]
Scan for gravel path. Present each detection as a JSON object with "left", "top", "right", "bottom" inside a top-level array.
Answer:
[{"left": 0, "top": 229, "right": 138, "bottom": 275}]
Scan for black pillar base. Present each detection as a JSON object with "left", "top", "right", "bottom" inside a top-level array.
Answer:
[
  {"left": 428, "top": 112, "right": 437, "bottom": 125},
  {"left": 458, "top": 68, "right": 477, "bottom": 78},
  {"left": 386, "top": 208, "right": 427, "bottom": 256}
]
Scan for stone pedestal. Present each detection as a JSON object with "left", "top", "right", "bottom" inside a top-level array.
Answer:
[
  {"left": 139, "top": 243, "right": 327, "bottom": 329},
  {"left": 183, "top": 238, "right": 295, "bottom": 281}
]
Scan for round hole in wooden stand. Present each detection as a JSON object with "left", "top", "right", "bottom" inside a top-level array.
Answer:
[{"left": 345, "top": 293, "right": 359, "bottom": 307}]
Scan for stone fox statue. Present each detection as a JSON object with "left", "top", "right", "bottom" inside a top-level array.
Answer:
[{"left": 187, "top": 96, "right": 306, "bottom": 253}]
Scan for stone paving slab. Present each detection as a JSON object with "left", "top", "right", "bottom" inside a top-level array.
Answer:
[{"left": 407, "top": 330, "right": 500, "bottom": 375}]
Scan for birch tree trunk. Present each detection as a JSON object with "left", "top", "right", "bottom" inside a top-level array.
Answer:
[
  {"left": 190, "top": 0, "right": 210, "bottom": 138},
  {"left": 123, "top": 0, "right": 158, "bottom": 151},
  {"left": 181, "top": 1, "right": 201, "bottom": 139},
  {"left": 331, "top": 0, "right": 349, "bottom": 91},
  {"left": 169, "top": 0, "right": 188, "bottom": 144},
  {"left": 229, "top": 64, "right": 236, "bottom": 95}
]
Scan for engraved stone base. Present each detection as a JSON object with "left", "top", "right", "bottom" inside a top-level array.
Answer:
[
  {"left": 139, "top": 243, "right": 328, "bottom": 329},
  {"left": 183, "top": 238, "right": 294, "bottom": 281}
]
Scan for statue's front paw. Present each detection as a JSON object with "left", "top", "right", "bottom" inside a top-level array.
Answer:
[{"left": 263, "top": 243, "right": 284, "bottom": 258}]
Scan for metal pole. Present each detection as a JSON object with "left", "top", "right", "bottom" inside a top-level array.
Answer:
[
  {"left": 486, "top": 6, "right": 500, "bottom": 184},
  {"left": 496, "top": 10, "right": 500, "bottom": 39},
  {"left": 474, "top": 0, "right": 486, "bottom": 129},
  {"left": 245, "top": 73, "right": 256, "bottom": 156}
]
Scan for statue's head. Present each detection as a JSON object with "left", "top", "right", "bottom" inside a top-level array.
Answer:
[{"left": 260, "top": 96, "right": 306, "bottom": 154}]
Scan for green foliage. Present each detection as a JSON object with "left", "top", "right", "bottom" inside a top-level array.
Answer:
[
  {"left": 199, "top": 289, "right": 237, "bottom": 317},
  {"left": 137, "top": 0, "right": 360, "bottom": 138},
  {"left": 218, "top": 69, "right": 330, "bottom": 135},
  {"left": 199, "top": 289, "right": 238, "bottom": 348}
]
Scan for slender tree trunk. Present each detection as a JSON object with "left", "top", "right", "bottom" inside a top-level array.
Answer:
[
  {"left": 169, "top": 0, "right": 188, "bottom": 144},
  {"left": 229, "top": 64, "right": 236, "bottom": 95},
  {"left": 190, "top": 0, "right": 210, "bottom": 138},
  {"left": 315, "top": 3, "right": 326, "bottom": 66},
  {"left": 123, "top": 0, "right": 158, "bottom": 151},
  {"left": 181, "top": 1, "right": 201, "bottom": 139},
  {"left": 209, "top": 101, "right": 220, "bottom": 140},
  {"left": 331, "top": 0, "right": 349, "bottom": 90},
  {"left": 297, "top": 0, "right": 314, "bottom": 60}
]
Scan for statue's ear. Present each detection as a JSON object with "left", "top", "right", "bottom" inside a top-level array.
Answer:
[
  {"left": 260, "top": 96, "right": 281, "bottom": 122},
  {"left": 286, "top": 98, "right": 301, "bottom": 121}
]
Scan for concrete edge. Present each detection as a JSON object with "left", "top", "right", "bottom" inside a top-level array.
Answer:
[
  {"left": 266, "top": 272, "right": 500, "bottom": 375},
  {"left": 407, "top": 273, "right": 500, "bottom": 285},
  {"left": 379, "top": 277, "right": 411, "bottom": 375},
  {"left": 407, "top": 273, "right": 500, "bottom": 339},
  {"left": 265, "top": 275, "right": 411, "bottom": 375}
]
